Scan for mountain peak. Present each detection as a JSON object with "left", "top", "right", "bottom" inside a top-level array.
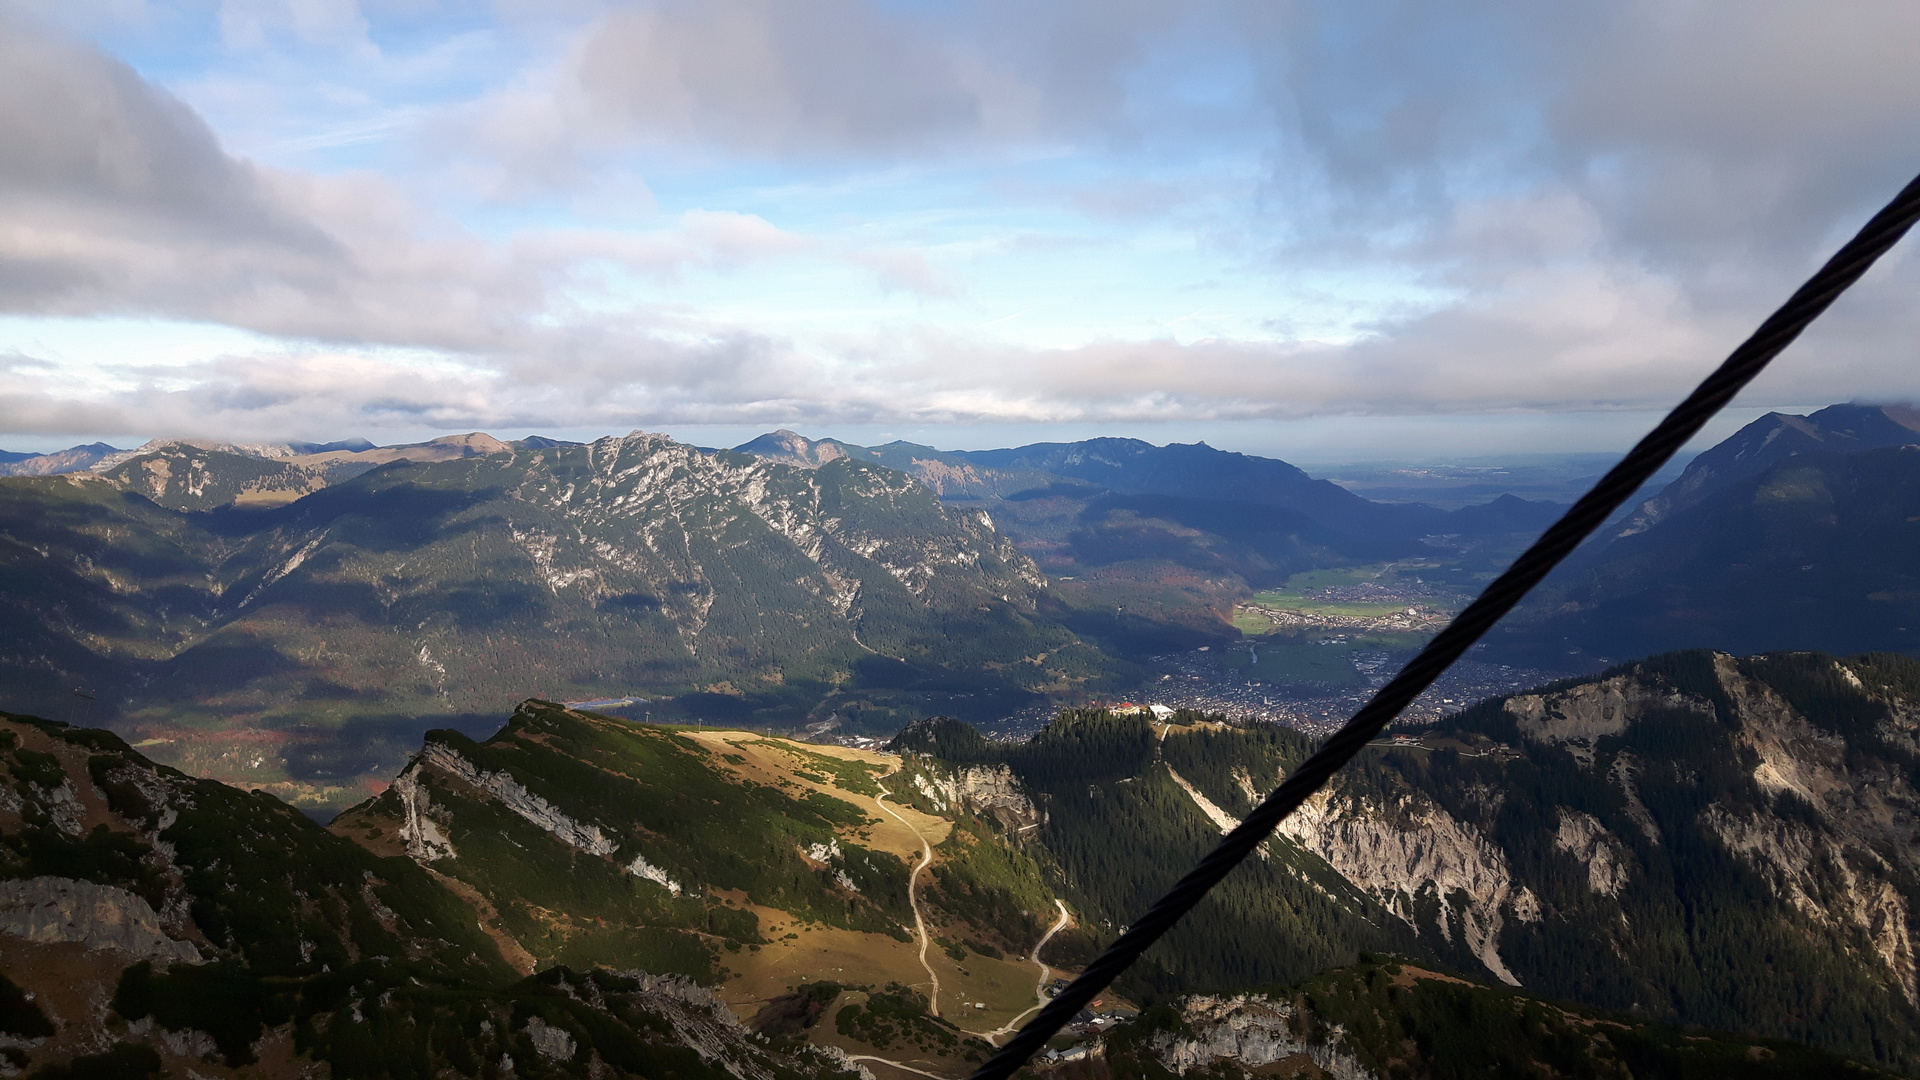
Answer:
[
  {"left": 733, "top": 429, "right": 866, "bottom": 468},
  {"left": 422, "top": 432, "right": 512, "bottom": 454},
  {"left": 1616, "top": 400, "right": 1920, "bottom": 536}
]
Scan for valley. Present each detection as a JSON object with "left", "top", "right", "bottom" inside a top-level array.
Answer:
[
  {"left": 0, "top": 428, "right": 1570, "bottom": 812},
  {"left": 5, "top": 7, "right": 1916, "bottom": 1076},
  {"left": 3, "top": 408, "right": 1920, "bottom": 1076}
]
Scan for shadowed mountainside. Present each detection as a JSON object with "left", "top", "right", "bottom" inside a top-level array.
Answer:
[{"left": 895, "top": 649, "right": 1920, "bottom": 1071}]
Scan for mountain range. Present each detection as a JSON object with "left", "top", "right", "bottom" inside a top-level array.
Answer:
[
  {"left": 0, "top": 433, "right": 1092, "bottom": 807},
  {"left": 0, "top": 427, "right": 1569, "bottom": 808},
  {"left": 7, "top": 402, "right": 1920, "bottom": 810},
  {"left": 0, "top": 645, "right": 1910, "bottom": 1075},
  {"left": 0, "top": 443, "right": 123, "bottom": 477}
]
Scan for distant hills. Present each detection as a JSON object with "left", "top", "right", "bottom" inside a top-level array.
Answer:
[
  {"left": 732, "top": 429, "right": 1564, "bottom": 656},
  {"left": 1496, "top": 403, "right": 1920, "bottom": 667},
  {"left": 0, "top": 442, "right": 122, "bottom": 476},
  {"left": 0, "top": 426, "right": 1571, "bottom": 802},
  {"left": 0, "top": 432, "right": 1093, "bottom": 801},
  {"left": 12, "top": 404, "right": 1920, "bottom": 798}
]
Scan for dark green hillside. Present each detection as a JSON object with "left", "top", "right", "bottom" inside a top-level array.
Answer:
[
  {"left": 0, "top": 707, "right": 867, "bottom": 1080},
  {"left": 1061, "top": 493, "right": 1412, "bottom": 588},
  {"left": 899, "top": 654, "right": 1920, "bottom": 1071},
  {"left": 891, "top": 710, "right": 1430, "bottom": 1002},
  {"left": 336, "top": 702, "right": 926, "bottom": 978},
  {"left": 0, "top": 475, "right": 223, "bottom": 711},
  {"left": 1614, "top": 403, "right": 1920, "bottom": 536},
  {"left": 1501, "top": 444, "right": 1920, "bottom": 665},
  {"left": 1101, "top": 958, "right": 1895, "bottom": 1080}
]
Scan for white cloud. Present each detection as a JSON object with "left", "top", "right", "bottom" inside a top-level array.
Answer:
[
  {"left": 849, "top": 248, "right": 962, "bottom": 299},
  {"left": 6, "top": 2, "right": 1920, "bottom": 447}
]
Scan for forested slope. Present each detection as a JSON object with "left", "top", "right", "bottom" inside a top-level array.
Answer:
[
  {"left": 0, "top": 709, "right": 865, "bottom": 1080},
  {"left": 897, "top": 650, "right": 1920, "bottom": 1072}
]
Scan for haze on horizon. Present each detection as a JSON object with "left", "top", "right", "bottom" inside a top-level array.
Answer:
[{"left": 2, "top": 1, "right": 1918, "bottom": 460}]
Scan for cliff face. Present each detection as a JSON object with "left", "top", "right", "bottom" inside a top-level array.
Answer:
[
  {"left": 1277, "top": 785, "right": 1540, "bottom": 986},
  {"left": 1226, "top": 651, "right": 1920, "bottom": 1070},
  {"left": 910, "top": 762, "right": 1044, "bottom": 833},
  {"left": 914, "top": 654, "right": 1920, "bottom": 1072},
  {"left": 1143, "top": 993, "right": 1370, "bottom": 1079},
  {"left": 0, "top": 877, "right": 199, "bottom": 963}
]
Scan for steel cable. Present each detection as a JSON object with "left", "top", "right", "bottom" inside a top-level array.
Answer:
[{"left": 968, "top": 167, "right": 1920, "bottom": 1080}]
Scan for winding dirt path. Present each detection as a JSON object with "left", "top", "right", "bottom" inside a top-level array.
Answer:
[
  {"left": 972, "top": 899, "right": 1074, "bottom": 1042},
  {"left": 873, "top": 769, "right": 942, "bottom": 1016},
  {"left": 871, "top": 765, "right": 1072, "bottom": 1046},
  {"left": 845, "top": 1055, "right": 949, "bottom": 1078}
]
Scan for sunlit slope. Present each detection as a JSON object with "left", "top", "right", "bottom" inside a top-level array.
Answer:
[
  {"left": 334, "top": 701, "right": 1089, "bottom": 1072},
  {"left": 0, "top": 433, "right": 1121, "bottom": 798},
  {"left": 0, "top": 709, "right": 866, "bottom": 1080}
]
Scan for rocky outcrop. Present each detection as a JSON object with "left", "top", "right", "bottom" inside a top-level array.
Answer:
[
  {"left": 525, "top": 1016, "right": 577, "bottom": 1061},
  {"left": 802, "top": 840, "right": 859, "bottom": 892},
  {"left": 599, "top": 970, "right": 867, "bottom": 1080},
  {"left": 418, "top": 742, "right": 620, "bottom": 857},
  {"left": 1703, "top": 804, "right": 1917, "bottom": 1005},
  {"left": 393, "top": 764, "right": 457, "bottom": 863},
  {"left": 913, "top": 764, "right": 1043, "bottom": 833},
  {"left": 1505, "top": 675, "right": 1710, "bottom": 767},
  {"left": 1162, "top": 759, "right": 1537, "bottom": 986},
  {"left": 1553, "top": 810, "right": 1632, "bottom": 896},
  {"left": 1147, "top": 995, "right": 1373, "bottom": 1080},
  {"left": 1278, "top": 785, "right": 1539, "bottom": 986},
  {"left": 628, "top": 854, "right": 684, "bottom": 896},
  {"left": 0, "top": 876, "right": 200, "bottom": 963}
]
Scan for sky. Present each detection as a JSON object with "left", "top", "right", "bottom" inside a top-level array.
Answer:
[{"left": 1, "top": 1, "right": 1918, "bottom": 460}]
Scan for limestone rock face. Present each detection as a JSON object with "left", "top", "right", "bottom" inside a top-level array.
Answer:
[
  {"left": 1553, "top": 810, "right": 1632, "bottom": 897},
  {"left": 1703, "top": 803, "right": 1917, "bottom": 1005},
  {"left": 1147, "top": 995, "right": 1373, "bottom": 1080},
  {"left": 1276, "top": 786, "right": 1539, "bottom": 986},
  {"left": 1504, "top": 675, "right": 1709, "bottom": 767},
  {"left": 0, "top": 876, "right": 200, "bottom": 963},
  {"left": 914, "top": 763, "right": 1043, "bottom": 832},
  {"left": 418, "top": 741, "right": 621, "bottom": 857},
  {"left": 393, "top": 762, "right": 457, "bottom": 862}
]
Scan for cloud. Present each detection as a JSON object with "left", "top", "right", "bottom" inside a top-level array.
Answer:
[
  {"left": 0, "top": 15, "right": 546, "bottom": 346},
  {"left": 849, "top": 248, "right": 962, "bottom": 299},
  {"left": 514, "top": 210, "right": 811, "bottom": 280},
  {"left": 446, "top": 0, "right": 1196, "bottom": 185},
  {"left": 8, "top": 2, "right": 1920, "bottom": 447}
]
